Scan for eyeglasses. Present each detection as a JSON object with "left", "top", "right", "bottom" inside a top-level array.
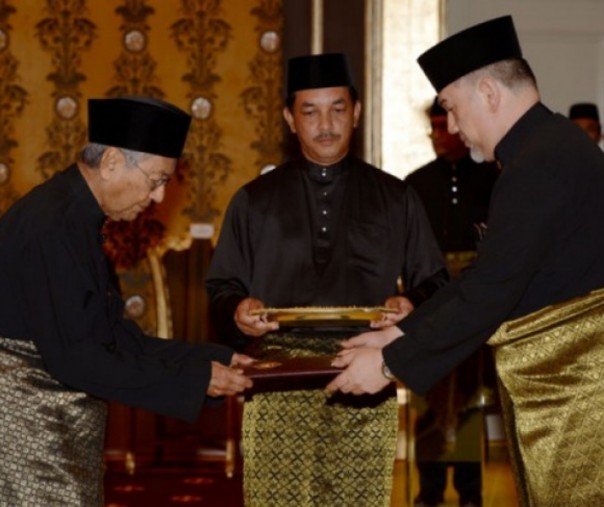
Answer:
[{"left": 132, "top": 162, "right": 171, "bottom": 191}]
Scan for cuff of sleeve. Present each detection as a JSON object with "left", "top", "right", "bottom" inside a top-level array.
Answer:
[
  {"left": 400, "top": 289, "right": 422, "bottom": 309},
  {"left": 213, "top": 295, "right": 248, "bottom": 350},
  {"left": 196, "top": 342, "right": 234, "bottom": 365},
  {"left": 383, "top": 335, "right": 431, "bottom": 395}
]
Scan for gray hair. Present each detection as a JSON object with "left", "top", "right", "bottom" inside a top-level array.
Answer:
[
  {"left": 77, "top": 143, "right": 149, "bottom": 168},
  {"left": 465, "top": 58, "right": 537, "bottom": 91}
]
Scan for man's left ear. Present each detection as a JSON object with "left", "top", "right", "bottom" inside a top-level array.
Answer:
[
  {"left": 283, "top": 107, "right": 296, "bottom": 134},
  {"left": 99, "top": 147, "right": 121, "bottom": 181},
  {"left": 478, "top": 77, "right": 500, "bottom": 112}
]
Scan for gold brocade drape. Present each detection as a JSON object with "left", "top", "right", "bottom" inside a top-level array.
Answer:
[
  {"left": 488, "top": 288, "right": 604, "bottom": 507},
  {"left": 0, "top": 337, "right": 107, "bottom": 506},
  {"left": 242, "top": 333, "right": 398, "bottom": 507}
]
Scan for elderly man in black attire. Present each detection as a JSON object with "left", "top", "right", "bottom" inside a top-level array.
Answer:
[
  {"left": 205, "top": 53, "right": 448, "bottom": 506},
  {"left": 328, "top": 16, "right": 604, "bottom": 507},
  {"left": 0, "top": 96, "right": 252, "bottom": 506},
  {"left": 406, "top": 98, "right": 499, "bottom": 507}
]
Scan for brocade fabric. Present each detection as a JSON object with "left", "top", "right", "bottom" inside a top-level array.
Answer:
[
  {"left": 488, "top": 288, "right": 604, "bottom": 506},
  {"left": 242, "top": 334, "right": 398, "bottom": 507},
  {"left": 0, "top": 337, "right": 107, "bottom": 506}
]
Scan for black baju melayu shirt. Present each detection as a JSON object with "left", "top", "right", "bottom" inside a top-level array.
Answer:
[
  {"left": 0, "top": 165, "right": 232, "bottom": 422},
  {"left": 406, "top": 154, "right": 499, "bottom": 252},
  {"left": 385, "top": 103, "right": 604, "bottom": 394},
  {"left": 206, "top": 156, "right": 448, "bottom": 349}
]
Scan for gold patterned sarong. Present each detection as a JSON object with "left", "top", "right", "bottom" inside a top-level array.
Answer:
[
  {"left": 242, "top": 333, "right": 398, "bottom": 507},
  {"left": 0, "top": 337, "right": 107, "bottom": 506},
  {"left": 488, "top": 288, "right": 604, "bottom": 507}
]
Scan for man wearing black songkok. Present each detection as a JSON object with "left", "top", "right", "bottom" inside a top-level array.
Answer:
[
  {"left": 206, "top": 53, "right": 448, "bottom": 506},
  {"left": 328, "top": 15, "right": 604, "bottom": 507},
  {"left": 568, "top": 102, "right": 602, "bottom": 145},
  {"left": 0, "top": 96, "right": 252, "bottom": 506}
]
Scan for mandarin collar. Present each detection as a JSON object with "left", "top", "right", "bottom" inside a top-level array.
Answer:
[
  {"left": 304, "top": 156, "right": 349, "bottom": 183},
  {"left": 65, "top": 164, "right": 106, "bottom": 231},
  {"left": 494, "top": 102, "right": 553, "bottom": 169}
]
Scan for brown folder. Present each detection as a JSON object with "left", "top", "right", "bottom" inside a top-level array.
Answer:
[{"left": 242, "top": 355, "right": 343, "bottom": 394}]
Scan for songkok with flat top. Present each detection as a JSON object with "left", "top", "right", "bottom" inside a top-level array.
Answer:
[
  {"left": 88, "top": 96, "right": 192, "bottom": 158},
  {"left": 287, "top": 53, "right": 355, "bottom": 95},
  {"left": 418, "top": 15, "right": 523, "bottom": 92},
  {"left": 569, "top": 103, "right": 600, "bottom": 122}
]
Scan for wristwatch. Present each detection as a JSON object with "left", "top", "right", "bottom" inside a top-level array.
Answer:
[{"left": 381, "top": 361, "right": 396, "bottom": 382}]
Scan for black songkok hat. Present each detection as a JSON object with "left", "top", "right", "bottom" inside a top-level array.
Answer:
[
  {"left": 569, "top": 103, "right": 600, "bottom": 122},
  {"left": 418, "top": 15, "right": 523, "bottom": 92},
  {"left": 287, "top": 53, "right": 355, "bottom": 95},
  {"left": 88, "top": 96, "right": 192, "bottom": 158}
]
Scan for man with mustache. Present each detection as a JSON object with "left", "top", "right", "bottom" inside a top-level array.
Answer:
[
  {"left": 206, "top": 53, "right": 448, "bottom": 506},
  {"left": 0, "top": 96, "right": 252, "bottom": 506},
  {"left": 568, "top": 102, "right": 602, "bottom": 146}
]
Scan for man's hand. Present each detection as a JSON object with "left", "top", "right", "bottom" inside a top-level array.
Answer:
[
  {"left": 339, "top": 326, "right": 403, "bottom": 351},
  {"left": 207, "top": 361, "right": 253, "bottom": 397},
  {"left": 230, "top": 352, "right": 255, "bottom": 367},
  {"left": 325, "top": 348, "right": 393, "bottom": 395},
  {"left": 370, "top": 296, "right": 414, "bottom": 328},
  {"left": 234, "top": 297, "right": 279, "bottom": 337}
]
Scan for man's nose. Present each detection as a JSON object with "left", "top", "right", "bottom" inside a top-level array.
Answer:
[{"left": 150, "top": 184, "right": 166, "bottom": 203}]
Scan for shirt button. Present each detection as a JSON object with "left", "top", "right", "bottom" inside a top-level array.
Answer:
[
  {"left": 452, "top": 197, "right": 458, "bottom": 204},
  {"left": 322, "top": 209, "right": 328, "bottom": 215},
  {"left": 321, "top": 226, "right": 327, "bottom": 233},
  {"left": 451, "top": 186, "right": 458, "bottom": 192}
]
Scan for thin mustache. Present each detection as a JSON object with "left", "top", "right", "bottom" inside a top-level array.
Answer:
[{"left": 314, "top": 133, "right": 339, "bottom": 141}]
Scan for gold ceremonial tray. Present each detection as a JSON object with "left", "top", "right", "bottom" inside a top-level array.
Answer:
[{"left": 249, "top": 306, "right": 397, "bottom": 327}]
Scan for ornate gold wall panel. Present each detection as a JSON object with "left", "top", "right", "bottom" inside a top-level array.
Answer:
[
  {"left": 108, "top": 0, "right": 164, "bottom": 98},
  {"left": 0, "top": 0, "right": 28, "bottom": 213},
  {"left": 35, "top": 0, "right": 96, "bottom": 179},
  {"left": 171, "top": 0, "right": 234, "bottom": 224},
  {"left": 239, "top": 0, "right": 283, "bottom": 173}
]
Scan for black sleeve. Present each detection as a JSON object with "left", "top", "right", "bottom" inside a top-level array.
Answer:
[
  {"left": 403, "top": 268, "right": 449, "bottom": 307},
  {"left": 17, "top": 229, "right": 233, "bottom": 422},
  {"left": 205, "top": 189, "right": 251, "bottom": 351},
  {"left": 385, "top": 164, "right": 566, "bottom": 394}
]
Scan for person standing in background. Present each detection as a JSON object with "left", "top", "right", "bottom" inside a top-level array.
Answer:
[
  {"left": 206, "top": 53, "right": 448, "bottom": 507},
  {"left": 405, "top": 97, "right": 499, "bottom": 507},
  {"left": 407, "top": 97, "right": 500, "bottom": 275},
  {"left": 568, "top": 102, "right": 602, "bottom": 145}
]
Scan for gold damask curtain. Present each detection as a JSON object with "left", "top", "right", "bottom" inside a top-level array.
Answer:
[{"left": 489, "top": 288, "right": 604, "bottom": 507}]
